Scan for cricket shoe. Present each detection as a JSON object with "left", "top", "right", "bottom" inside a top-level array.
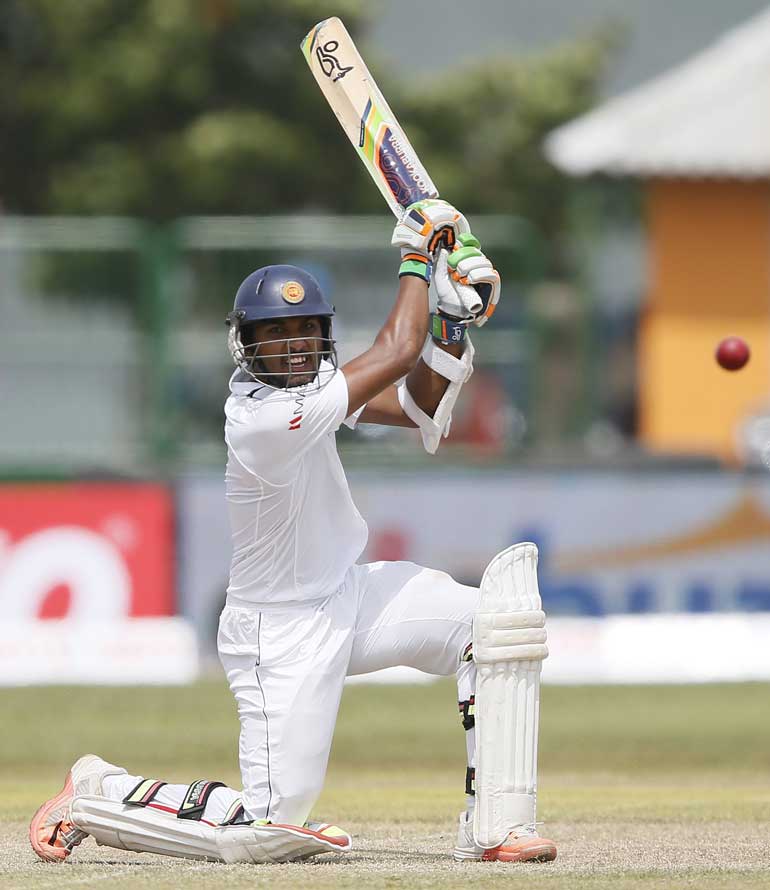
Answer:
[
  {"left": 29, "top": 754, "right": 127, "bottom": 862},
  {"left": 453, "top": 811, "right": 557, "bottom": 862}
]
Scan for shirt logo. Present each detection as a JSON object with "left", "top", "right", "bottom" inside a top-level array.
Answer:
[
  {"left": 288, "top": 391, "right": 306, "bottom": 430},
  {"left": 281, "top": 281, "right": 305, "bottom": 304}
]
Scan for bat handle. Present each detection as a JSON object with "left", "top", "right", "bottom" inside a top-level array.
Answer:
[{"left": 428, "top": 225, "right": 457, "bottom": 258}]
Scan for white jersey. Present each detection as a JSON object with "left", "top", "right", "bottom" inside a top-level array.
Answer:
[{"left": 224, "top": 362, "right": 368, "bottom": 605}]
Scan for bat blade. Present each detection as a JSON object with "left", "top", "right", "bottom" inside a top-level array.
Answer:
[{"left": 301, "top": 17, "right": 439, "bottom": 217}]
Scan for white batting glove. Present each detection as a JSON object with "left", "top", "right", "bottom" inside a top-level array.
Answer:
[
  {"left": 391, "top": 199, "right": 471, "bottom": 256},
  {"left": 435, "top": 234, "right": 501, "bottom": 327}
]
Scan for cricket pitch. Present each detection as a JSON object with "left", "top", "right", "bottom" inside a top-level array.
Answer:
[{"left": 1, "top": 681, "right": 769, "bottom": 889}]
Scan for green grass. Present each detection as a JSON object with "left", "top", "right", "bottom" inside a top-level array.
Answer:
[{"left": 2, "top": 681, "right": 770, "bottom": 888}]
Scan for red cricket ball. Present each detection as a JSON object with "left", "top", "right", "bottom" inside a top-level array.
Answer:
[{"left": 715, "top": 336, "right": 750, "bottom": 371}]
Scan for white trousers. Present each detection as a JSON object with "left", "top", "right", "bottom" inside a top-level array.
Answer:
[{"left": 218, "top": 561, "right": 479, "bottom": 826}]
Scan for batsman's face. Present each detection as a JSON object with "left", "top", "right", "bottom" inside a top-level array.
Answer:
[{"left": 248, "top": 315, "right": 325, "bottom": 388}]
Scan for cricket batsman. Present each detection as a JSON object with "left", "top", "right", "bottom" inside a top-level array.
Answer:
[{"left": 30, "top": 200, "right": 556, "bottom": 865}]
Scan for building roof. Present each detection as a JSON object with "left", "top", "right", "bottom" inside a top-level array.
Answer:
[{"left": 545, "top": 6, "right": 770, "bottom": 177}]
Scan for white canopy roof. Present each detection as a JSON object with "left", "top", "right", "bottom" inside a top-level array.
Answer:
[{"left": 545, "top": 7, "right": 770, "bottom": 177}]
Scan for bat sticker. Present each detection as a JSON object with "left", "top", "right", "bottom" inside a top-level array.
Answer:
[
  {"left": 316, "top": 40, "right": 353, "bottom": 82},
  {"left": 302, "top": 17, "right": 440, "bottom": 215},
  {"left": 358, "top": 99, "right": 372, "bottom": 147},
  {"left": 376, "top": 126, "right": 432, "bottom": 207}
]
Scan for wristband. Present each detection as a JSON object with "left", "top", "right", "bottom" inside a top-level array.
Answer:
[
  {"left": 430, "top": 312, "right": 467, "bottom": 345},
  {"left": 399, "top": 253, "right": 433, "bottom": 283}
]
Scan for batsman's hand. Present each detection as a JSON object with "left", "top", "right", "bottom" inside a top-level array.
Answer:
[
  {"left": 391, "top": 199, "right": 470, "bottom": 256},
  {"left": 435, "top": 233, "right": 501, "bottom": 327}
]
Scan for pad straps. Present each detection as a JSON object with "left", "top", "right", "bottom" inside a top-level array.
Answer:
[
  {"left": 122, "top": 777, "right": 227, "bottom": 823},
  {"left": 220, "top": 799, "right": 247, "bottom": 826},
  {"left": 459, "top": 695, "right": 476, "bottom": 731},
  {"left": 123, "top": 779, "right": 167, "bottom": 807},
  {"left": 177, "top": 780, "right": 226, "bottom": 821}
]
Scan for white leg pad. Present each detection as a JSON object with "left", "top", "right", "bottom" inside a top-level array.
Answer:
[
  {"left": 71, "top": 795, "right": 222, "bottom": 861},
  {"left": 473, "top": 542, "right": 548, "bottom": 848},
  {"left": 71, "top": 796, "right": 352, "bottom": 864},
  {"left": 216, "top": 821, "right": 352, "bottom": 864}
]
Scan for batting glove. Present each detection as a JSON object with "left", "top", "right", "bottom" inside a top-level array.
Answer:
[
  {"left": 435, "top": 233, "right": 501, "bottom": 327},
  {"left": 393, "top": 199, "right": 471, "bottom": 283}
]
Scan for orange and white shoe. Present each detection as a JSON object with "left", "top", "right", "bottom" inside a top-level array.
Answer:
[
  {"left": 29, "top": 754, "right": 127, "bottom": 862},
  {"left": 453, "top": 811, "right": 557, "bottom": 863}
]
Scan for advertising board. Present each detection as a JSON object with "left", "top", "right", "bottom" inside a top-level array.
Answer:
[
  {"left": 0, "top": 484, "right": 196, "bottom": 684},
  {"left": 177, "top": 471, "right": 770, "bottom": 682}
]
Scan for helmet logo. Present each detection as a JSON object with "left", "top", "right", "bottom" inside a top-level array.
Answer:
[{"left": 281, "top": 281, "right": 306, "bottom": 304}]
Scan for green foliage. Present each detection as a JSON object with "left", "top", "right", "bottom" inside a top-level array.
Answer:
[
  {"left": 397, "top": 28, "right": 620, "bottom": 262},
  {"left": 1, "top": 1, "right": 613, "bottom": 237},
  {"left": 0, "top": 0, "right": 369, "bottom": 217}
]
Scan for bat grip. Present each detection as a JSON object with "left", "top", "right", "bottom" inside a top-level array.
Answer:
[{"left": 429, "top": 225, "right": 457, "bottom": 258}]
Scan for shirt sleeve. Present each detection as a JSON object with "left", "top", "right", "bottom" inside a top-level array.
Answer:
[
  {"left": 225, "top": 369, "right": 350, "bottom": 481},
  {"left": 343, "top": 402, "right": 366, "bottom": 430}
]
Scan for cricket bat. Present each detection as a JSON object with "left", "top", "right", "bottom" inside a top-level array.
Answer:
[{"left": 301, "top": 17, "right": 439, "bottom": 217}]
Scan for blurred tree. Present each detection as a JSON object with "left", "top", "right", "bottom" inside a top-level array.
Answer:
[
  {"left": 0, "top": 0, "right": 613, "bottom": 236},
  {"left": 0, "top": 0, "right": 368, "bottom": 217},
  {"left": 398, "top": 29, "right": 620, "bottom": 271}
]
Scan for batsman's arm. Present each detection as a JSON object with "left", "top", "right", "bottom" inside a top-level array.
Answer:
[
  {"left": 356, "top": 339, "right": 464, "bottom": 427},
  {"left": 380, "top": 222, "right": 499, "bottom": 451},
  {"left": 342, "top": 200, "right": 474, "bottom": 417},
  {"left": 405, "top": 339, "right": 465, "bottom": 410},
  {"left": 341, "top": 275, "right": 429, "bottom": 416}
]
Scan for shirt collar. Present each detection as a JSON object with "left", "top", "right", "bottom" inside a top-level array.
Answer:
[
  {"left": 228, "top": 360, "right": 334, "bottom": 399},
  {"left": 229, "top": 369, "right": 269, "bottom": 399}
]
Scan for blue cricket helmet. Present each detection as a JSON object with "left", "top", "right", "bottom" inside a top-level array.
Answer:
[
  {"left": 229, "top": 264, "right": 335, "bottom": 323},
  {"left": 226, "top": 265, "right": 337, "bottom": 389}
]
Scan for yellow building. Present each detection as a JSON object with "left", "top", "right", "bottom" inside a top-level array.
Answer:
[{"left": 545, "top": 9, "right": 770, "bottom": 461}]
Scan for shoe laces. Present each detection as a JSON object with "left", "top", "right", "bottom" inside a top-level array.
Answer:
[{"left": 511, "top": 821, "right": 544, "bottom": 838}]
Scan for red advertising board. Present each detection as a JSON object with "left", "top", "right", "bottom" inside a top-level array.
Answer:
[{"left": 0, "top": 484, "right": 174, "bottom": 619}]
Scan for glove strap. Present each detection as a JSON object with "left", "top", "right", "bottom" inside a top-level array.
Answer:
[
  {"left": 399, "top": 253, "right": 433, "bottom": 283},
  {"left": 430, "top": 312, "right": 467, "bottom": 345}
]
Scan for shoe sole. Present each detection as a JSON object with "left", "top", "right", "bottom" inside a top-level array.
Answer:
[
  {"left": 488, "top": 840, "right": 557, "bottom": 863},
  {"left": 29, "top": 768, "right": 74, "bottom": 862}
]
